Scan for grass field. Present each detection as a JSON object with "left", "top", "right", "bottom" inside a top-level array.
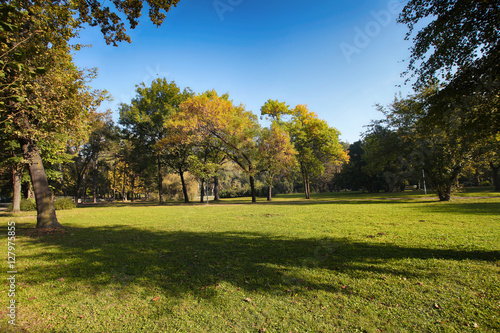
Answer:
[{"left": 1, "top": 189, "right": 499, "bottom": 332}]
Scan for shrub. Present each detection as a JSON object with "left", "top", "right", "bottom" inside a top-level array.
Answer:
[
  {"left": 21, "top": 198, "right": 37, "bottom": 211},
  {"left": 54, "top": 197, "right": 76, "bottom": 210},
  {"left": 8, "top": 198, "right": 37, "bottom": 212},
  {"left": 480, "top": 180, "right": 491, "bottom": 187}
]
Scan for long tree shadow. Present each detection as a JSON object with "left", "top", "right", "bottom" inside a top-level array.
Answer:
[{"left": 17, "top": 226, "right": 500, "bottom": 300}]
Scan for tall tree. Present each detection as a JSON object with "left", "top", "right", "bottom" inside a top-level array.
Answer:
[
  {"left": 380, "top": 85, "right": 478, "bottom": 201},
  {"left": 119, "top": 79, "right": 193, "bottom": 203},
  {"left": 257, "top": 123, "right": 297, "bottom": 201},
  {"left": 1, "top": 4, "right": 106, "bottom": 227},
  {"left": 288, "top": 105, "right": 345, "bottom": 199},
  {"left": 1, "top": 0, "right": 182, "bottom": 227},
  {"left": 179, "top": 91, "right": 261, "bottom": 202},
  {"left": 398, "top": 0, "right": 500, "bottom": 137}
]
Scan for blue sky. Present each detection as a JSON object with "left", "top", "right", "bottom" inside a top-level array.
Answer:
[{"left": 73, "top": 0, "right": 414, "bottom": 144}]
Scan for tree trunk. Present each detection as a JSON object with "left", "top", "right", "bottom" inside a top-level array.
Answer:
[
  {"left": 92, "top": 159, "right": 97, "bottom": 203},
  {"left": 27, "top": 180, "right": 34, "bottom": 199},
  {"left": 157, "top": 153, "right": 163, "bottom": 204},
  {"left": 131, "top": 174, "right": 136, "bottom": 202},
  {"left": 20, "top": 139, "right": 61, "bottom": 228},
  {"left": 249, "top": 175, "right": 256, "bottom": 203},
  {"left": 180, "top": 171, "right": 189, "bottom": 203},
  {"left": 214, "top": 176, "right": 220, "bottom": 201},
  {"left": 112, "top": 162, "right": 117, "bottom": 202},
  {"left": 122, "top": 166, "right": 127, "bottom": 202},
  {"left": 302, "top": 165, "right": 311, "bottom": 199},
  {"left": 436, "top": 185, "right": 452, "bottom": 201},
  {"left": 267, "top": 185, "right": 272, "bottom": 201},
  {"left": 491, "top": 162, "right": 500, "bottom": 192},
  {"left": 12, "top": 166, "right": 21, "bottom": 213},
  {"left": 200, "top": 178, "right": 205, "bottom": 203},
  {"left": 82, "top": 174, "right": 87, "bottom": 204}
]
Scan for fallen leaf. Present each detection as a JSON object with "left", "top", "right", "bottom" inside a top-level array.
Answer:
[
  {"left": 152, "top": 296, "right": 160, "bottom": 301},
  {"left": 433, "top": 303, "right": 441, "bottom": 309},
  {"left": 244, "top": 298, "right": 252, "bottom": 303},
  {"left": 28, "top": 296, "right": 36, "bottom": 301},
  {"left": 77, "top": 315, "right": 84, "bottom": 318}
]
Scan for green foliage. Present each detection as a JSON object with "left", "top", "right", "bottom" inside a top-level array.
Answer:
[
  {"left": 288, "top": 105, "right": 346, "bottom": 198},
  {"left": 7, "top": 198, "right": 36, "bottom": 212},
  {"left": 398, "top": 0, "right": 500, "bottom": 138},
  {"left": 53, "top": 197, "right": 76, "bottom": 210}
]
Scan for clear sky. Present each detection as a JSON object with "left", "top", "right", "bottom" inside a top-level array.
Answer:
[{"left": 72, "top": 0, "right": 414, "bottom": 144}]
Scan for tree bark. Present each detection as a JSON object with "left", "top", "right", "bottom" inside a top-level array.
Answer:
[
  {"left": 491, "top": 162, "right": 500, "bottom": 192},
  {"left": 267, "top": 185, "right": 272, "bottom": 201},
  {"left": 200, "top": 178, "right": 205, "bottom": 203},
  {"left": 214, "top": 176, "right": 220, "bottom": 201},
  {"left": 302, "top": 165, "right": 311, "bottom": 199},
  {"left": 20, "top": 139, "right": 61, "bottom": 228},
  {"left": 12, "top": 166, "right": 21, "bottom": 213},
  {"left": 131, "top": 174, "right": 136, "bottom": 202},
  {"left": 436, "top": 185, "right": 452, "bottom": 201},
  {"left": 112, "top": 162, "right": 117, "bottom": 202},
  {"left": 157, "top": 153, "right": 163, "bottom": 204},
  {"left": 249, "top": 175, "right": 256, "bottom": 203},
  {"left": 180, "top": 171, "right": 189, "bottom": 203},
  {"left": 92, "top": 159, "right": 97, "bottom": 203},
  {"left": 122, "top": 166, "right": 127, "bottom": 202}
]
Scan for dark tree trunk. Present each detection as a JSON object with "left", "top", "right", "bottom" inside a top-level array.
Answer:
[
  {"left": 12, "top": 165, "right": 21, "bottom": 213},
  {"left": 249, "top": 175, "right": 256, "bottom": 203},
  {"left": 20, "top": 139, "right": 61, "bottom": 228},
  {"left": 214, "top": 176, "right": 220, "bottom": 201},
  {"left": 180, "top": 171, "right": 189, "bottom": 203},
  {"left": 267, "top": 185, "right": 272, "bottom": 201},
  {"left": 131, "top": 174, "right": 136, "bottom": 202},
  {"left": 436, "top": 185, "right": 452, "bottom": 201},
  {"left": 491, "top": 162, "right": 500, "bottom": 192},
  {"left": 157, "top": 153, "right": 163, "bottom": 204},
  {"left": 200, "top": 178, "right": 205, "bottom": 203},
  {"left": 82, "top": 174, "right": 87, "bottom": 204},
  {"left": 92, "top": 159, "right": 97, "bottom": 203}
]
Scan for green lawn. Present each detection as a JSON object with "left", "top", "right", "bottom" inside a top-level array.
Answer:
[{"left": 1, "top": 190, "right": 499, "bottom": 332}]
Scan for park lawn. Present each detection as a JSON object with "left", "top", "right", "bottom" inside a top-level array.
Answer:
[{"left": 1, "top": 193, "right": 499, "bottom": 332}]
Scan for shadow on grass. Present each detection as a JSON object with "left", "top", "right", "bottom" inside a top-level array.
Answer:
[
  {"left": 15, "top": 225, "right": 500, "bottom": 300},
  {"left": 409, "top": 201, "right": 500, "bottom": 216}
]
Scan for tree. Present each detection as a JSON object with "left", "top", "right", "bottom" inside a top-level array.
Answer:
[
  {"left": 119, "top": 79, "right": 193, "bottom": 203},
  {"left": 179, "top": 91, "right": 261, "bottom": 202},
  {"left": 379, "top": 85, "right": 479, "bottom": 201},
  {"left": 398, "top": 0, "right": 500, "bottom": 137},
  {"left": 156, "top": 124, "right": 195, "bottom": 203},
  {"left": 361, "top": 123, "right": 414, "bottom": 193},
  {"left": 257, "top": 123, "right": 297, "bottom": 201},
  {"left": 288, "top": 105, "right": 345, "bottom": 199},
  {"left": 1, "top": 0, "right": 182, "bottom": 227},
  {"left": 1, "top": 4, "right": 107, "bottom": 227}
]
